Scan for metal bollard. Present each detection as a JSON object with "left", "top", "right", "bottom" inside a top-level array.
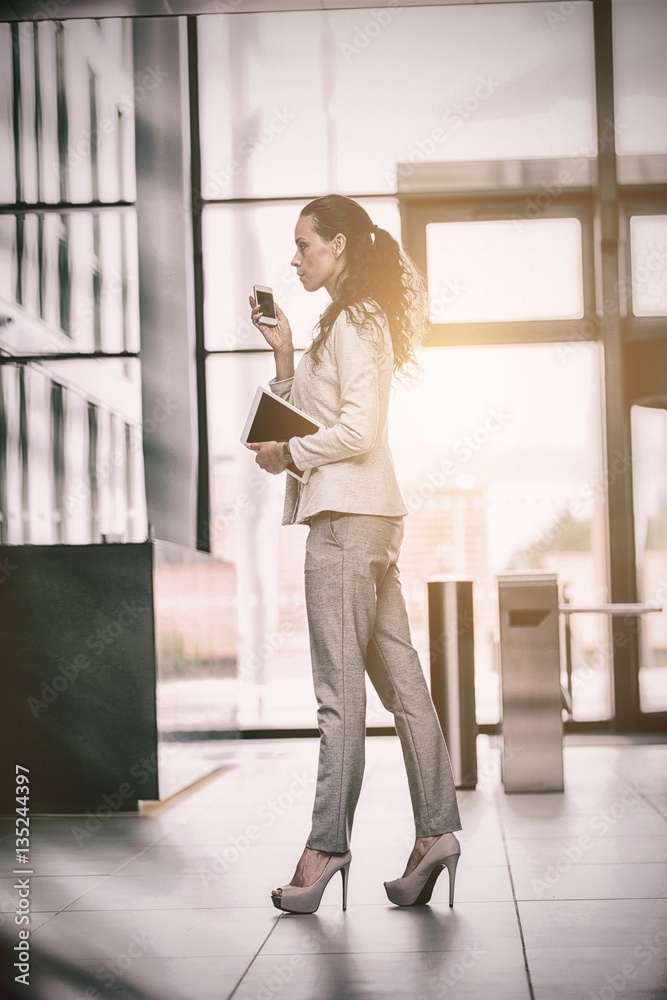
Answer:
[
  {"left": 497, "top": 571, "right": 564, "bottom": 792},
  {"left": 427, "top": 576, "right": 477, "bottom": 789}
]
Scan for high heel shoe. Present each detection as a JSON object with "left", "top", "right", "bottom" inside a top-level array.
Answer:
[
  {"left": 271, "top": 850, "right": 351, "bottom": 914},
  {"left": 384, "top": 833, "right": 460, "bottom": 907}
]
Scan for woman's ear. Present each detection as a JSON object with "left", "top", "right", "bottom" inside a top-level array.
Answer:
[{"left": 332, "top": 232, "right": 347, "bottom": 259}]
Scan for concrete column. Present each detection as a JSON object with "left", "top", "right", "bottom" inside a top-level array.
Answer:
[{"left": 133, "top": 17, "right": 199, "bottom": 549}]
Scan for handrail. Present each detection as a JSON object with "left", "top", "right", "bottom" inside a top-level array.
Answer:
[{"left": 558, "top": 603, "right": 663, "bottom": 615}]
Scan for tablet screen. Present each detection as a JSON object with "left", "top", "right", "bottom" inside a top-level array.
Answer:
[{"left": 245, "top": 390, "right": 320, "bottom": 444}]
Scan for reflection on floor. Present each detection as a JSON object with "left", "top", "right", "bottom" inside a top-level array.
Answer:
[{"left": 1, "top": 735, "right": 666, "bottom": 999}]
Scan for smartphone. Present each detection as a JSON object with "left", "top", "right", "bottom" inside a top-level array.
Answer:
[{"left": 253, "top": 284, "right": 278, "bottom": 327}]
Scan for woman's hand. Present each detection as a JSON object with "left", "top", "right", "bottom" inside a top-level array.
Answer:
[
  {"left": 245, "top": 441, "right": 288, "bottom": 475},
  {"left": 249, "top": 296, "right": 294, "bottom": 356}
]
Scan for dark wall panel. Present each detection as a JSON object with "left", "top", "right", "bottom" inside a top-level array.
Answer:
[{"left": 0, "top": 543, "right": 158, "bottom": 812}]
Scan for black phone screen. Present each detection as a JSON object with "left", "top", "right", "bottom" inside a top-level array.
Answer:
[{"left": 256, "top": 289, "right": 276, "bottom": 320}]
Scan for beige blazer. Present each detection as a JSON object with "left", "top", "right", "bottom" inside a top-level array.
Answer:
[{"left": 269, "top": 305, "right": 408, "bottom": 526}]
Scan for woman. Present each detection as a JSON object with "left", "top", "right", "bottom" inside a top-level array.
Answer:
[{"left": 246, "top": 195, "right": 462, "bottom": 913}]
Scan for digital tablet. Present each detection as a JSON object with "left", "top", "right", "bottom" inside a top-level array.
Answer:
[{"left": 241, "top": 386, "right": 324, "bottom": 483}]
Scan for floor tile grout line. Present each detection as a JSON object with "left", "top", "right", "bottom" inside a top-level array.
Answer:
[
  {"left": 53, "top": 873, "right": 112, "bottom": 916},
  {"left": 622, "top": 776, "right": 667, "bottom": 824},
  {"left": 226, "top": 915, "right": 285, "bottom": 1000},
  {"left": 495, "top": 788, "right": 536, "bottom": 1000}
]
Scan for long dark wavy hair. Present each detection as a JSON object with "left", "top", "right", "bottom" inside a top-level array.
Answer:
[{"left": 300, "top": 195, "right": 428, "bottom": 378}]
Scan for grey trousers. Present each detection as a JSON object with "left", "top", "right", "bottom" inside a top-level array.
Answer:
[{"left": 304, "top": 510, "right": 462, "bottom": 853}]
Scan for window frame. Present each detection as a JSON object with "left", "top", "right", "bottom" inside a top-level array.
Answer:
[{"left": 400, "top": 191, "right": 597, "bottom": 347}]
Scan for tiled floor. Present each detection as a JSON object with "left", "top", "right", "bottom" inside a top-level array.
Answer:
[{"left": 1, "top": 735, "right": 666, "bottom": 999}]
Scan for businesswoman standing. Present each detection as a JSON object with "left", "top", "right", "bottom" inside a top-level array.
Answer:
[{"left": 247, "top": 195, "right": 462, "bottom": 913}]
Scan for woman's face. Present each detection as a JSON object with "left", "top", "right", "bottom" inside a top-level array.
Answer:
[{"left": 291, "top": 214, "right": 344, "bottom": 295}]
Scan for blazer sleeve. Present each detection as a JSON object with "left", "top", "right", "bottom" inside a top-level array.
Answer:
[
  {"left": 288, "top": 312, "right": 382, "bottom": 472},
  {"left": 268, "top": 375, "right": 293, "bottom": 402}
]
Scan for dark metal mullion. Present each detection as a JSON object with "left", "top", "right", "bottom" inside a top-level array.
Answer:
[
  {"left": 201, "top": 191, "right": 401, "bottom": 208},
  {"left": 0, "top": 352, "right": 139, "bottom": 363},
  {"left": 593, "top": 0, "right": 640, "bottom": 733},
  {"left": 187, "top": 16, "right": 210, "bottom": 554},
  {"left": 204, "top": 348, "right": 305, "bottom": 357},
  {"left": 0, "top": 201, "right": 135, "bottom": 214}
]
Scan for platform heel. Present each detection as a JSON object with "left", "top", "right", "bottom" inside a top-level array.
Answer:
[
  {"left": 384, "top": 832, "right": 461, "bottom": 908},
  {"left": 271, "top": 850, "right": 352, "bottom": 914}
]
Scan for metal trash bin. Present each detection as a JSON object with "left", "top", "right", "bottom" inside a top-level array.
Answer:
[
  {"left": 497, "top": 571, "right": 564, "bottom": 792},
  {"left": 427, "top": 576, "right": 477, "bottom": 789}
]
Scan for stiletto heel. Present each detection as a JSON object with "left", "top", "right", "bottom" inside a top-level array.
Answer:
[
  {"left": 341, "top": 859, "right": 350, "bottom": 911},
  {"left": 442, "top": 851, "right": 459, "bottom": 907},
  {"left": 271, "top": 850, "right": 352, "bottom": 914},
  {"left": 384, "top": 833, "right": 461, "bottom": 908}
]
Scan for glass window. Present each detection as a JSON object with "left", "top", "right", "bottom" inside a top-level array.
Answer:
[
  {"left": 88, "top": 66, "right": 99, "bottom": 202},
  {"left": 57, "top": 213, "right": 71, "bottom": 335},
  {"left": 92, "top": 213, "right": 102, "bottom": 349},
  {"left": 392, "top": 340, "right": 610, "bottom": 724},
  {"left": 0, "top": 17, "right": 142, "bottom": 549},
  {"left": 631, "top": 404, "right": 667, "bottom": 714},
  {"left": 17, "top": 23, "right": 38, "bottom": 205},
  {"left": 426, "top": 218, "right": 584, "bottom": 324},
  {"left": 612, "top": 0, "right": 667, "bottom": 157},
  {"left": 629, "top": 216, "right": 667, "bottom": 317},
  {"left": 206, "top": 340, "right": 609, "bottom": 727},
  {"left": 121, "top": 211, "right": 140, "bottom": 353},
  {"left": 203, "top": 198, "right": 400, "bottom": 351},
  {"left": 9, "top": 358, "right": 147, "bottom": 545},
  {"left": 21, "top": 212, "right": 40, "bottom": 320},
  {"left": 0, "top": 25, "right": 16, "bottom": 204},
  {"left": 36, "top": 22, "right": 61, "bottom": 205},
  {"left": 207, "top": 352, "right": 313, "bottom": 727},
  {"left": 0, "top": 215, "right": 16, "bottom": 304},
  {"left": 198, "top": 3, "right": 595, "bottom": 200}
]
